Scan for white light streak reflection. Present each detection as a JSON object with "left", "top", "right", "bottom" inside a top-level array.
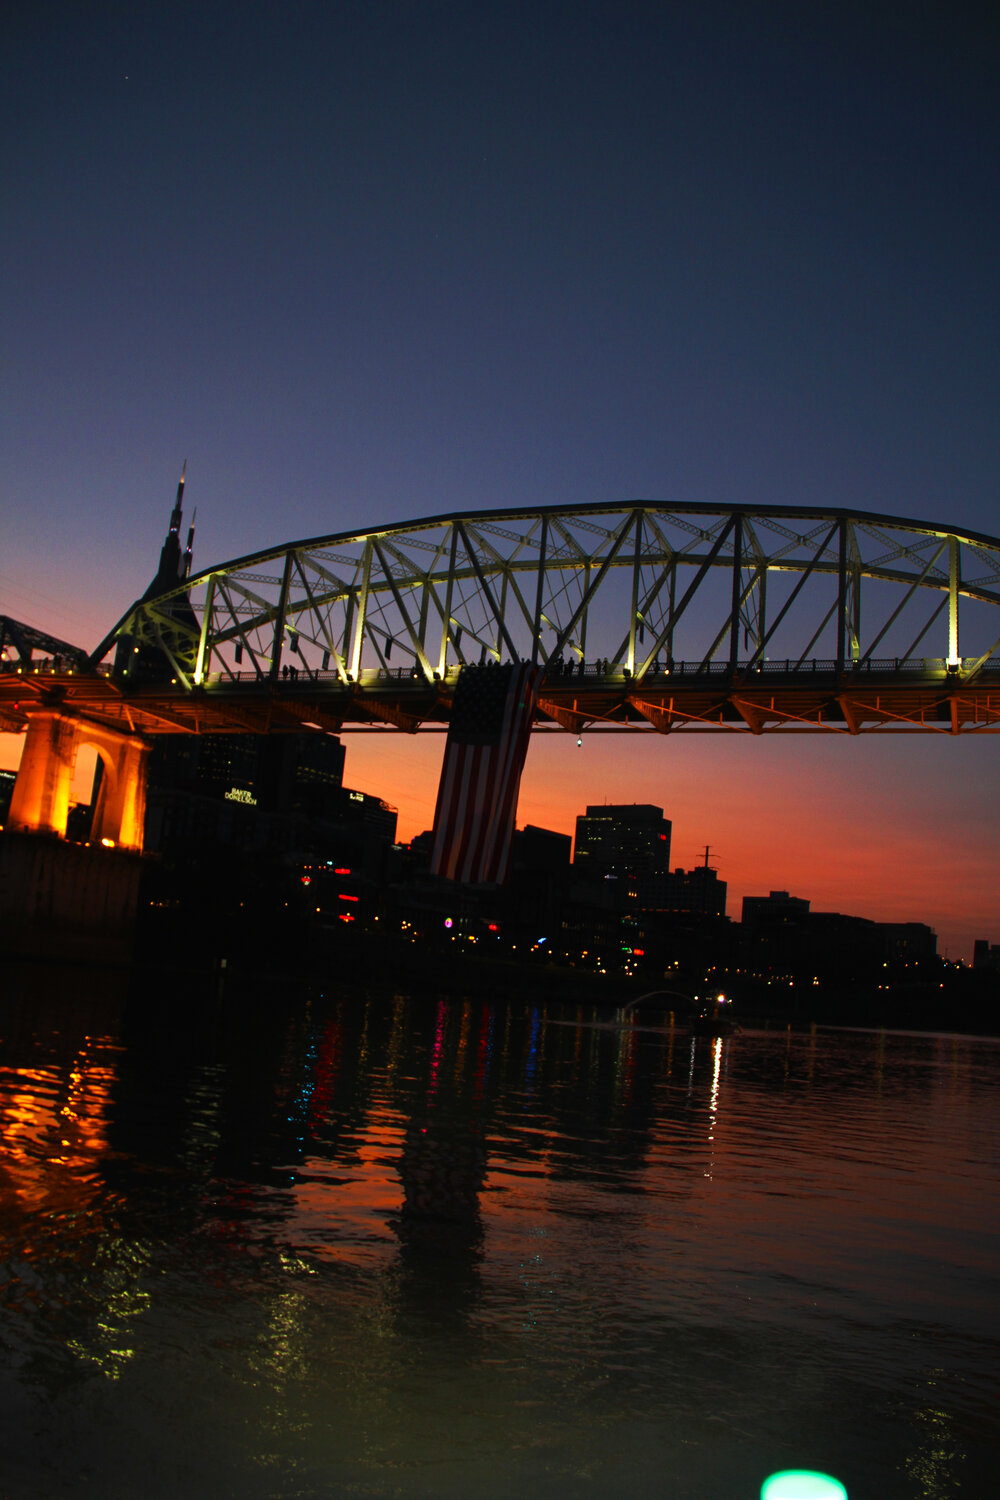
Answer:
[{"left": 704, "top": 1038, "right": 723, "bottom": 1179}]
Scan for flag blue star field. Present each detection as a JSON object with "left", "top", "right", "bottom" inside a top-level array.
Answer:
[{"left": 430, "top": 662, "right": 542, "bottom": 884}]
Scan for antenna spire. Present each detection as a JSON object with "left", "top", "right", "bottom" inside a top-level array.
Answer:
[
  {"left": 183, "top": 506, "right": 197, "bottom": 578},
  {"left": 169, "top": 459, "right": 187, "bottom": 537}
]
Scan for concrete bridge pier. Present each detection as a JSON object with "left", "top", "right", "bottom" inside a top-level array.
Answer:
[
  {"left": 2, "top": 711, "right": 149, "bottom": 960},
  {"left": 89, "top": 734, "right": 149, "bottom": 851},
  {"left": 7, "top": 709, "right": 149, "bottom": 851}
]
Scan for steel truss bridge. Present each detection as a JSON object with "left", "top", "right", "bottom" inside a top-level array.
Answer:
[{"left": 4, "top": 503, "right": 1000, "bottom": 739}]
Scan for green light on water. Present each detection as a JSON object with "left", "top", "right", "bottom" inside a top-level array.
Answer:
[{"left": 761, "top": 1474, "right": 848, "bottom": 1500}]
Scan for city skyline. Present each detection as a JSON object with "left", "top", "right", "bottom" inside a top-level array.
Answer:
[{"left": 3, "top": 2, "right": 997, "bottom": 958}]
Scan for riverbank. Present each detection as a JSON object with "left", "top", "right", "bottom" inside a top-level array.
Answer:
[{"left": 5, "top": 917, "right": 997, "bottom": 1038}]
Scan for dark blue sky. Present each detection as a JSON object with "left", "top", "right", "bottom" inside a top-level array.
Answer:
[{"left": 3, "top": 1, "right": 998, "bottom": 950}]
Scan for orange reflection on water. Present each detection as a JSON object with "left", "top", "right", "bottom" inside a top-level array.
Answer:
[
  {"left": 282, "top": 1123, "right": 408, "bottom": 1269},
  {"left": 0, "top": 1042, "right": 118, "bottom": 1227}
]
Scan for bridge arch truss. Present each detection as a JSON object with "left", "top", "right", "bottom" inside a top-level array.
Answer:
[{"left": 94, "top": 502, "right": 1000, "bottom": 735}]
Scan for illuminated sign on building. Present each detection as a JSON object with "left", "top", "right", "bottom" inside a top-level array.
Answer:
[{"left": 224, "top": 787, "right": 257, "bottom": 805}]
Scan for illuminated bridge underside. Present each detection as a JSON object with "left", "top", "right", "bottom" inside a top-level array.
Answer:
[
  {"left": 6, "top": 503, "right": 1000, "bottom": 737},
  {"left": 2, "top": 666, "right": 999, "bottom": 737}
]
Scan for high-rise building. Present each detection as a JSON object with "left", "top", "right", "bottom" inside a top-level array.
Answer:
[
  {"left": 513, "top": 824, "right": 572, "bottom": 874},
  {"left": 257, "top": 734, "right": 347, "bottom": 818},
  {"left": 641, "top": 863, "right": 727, "bottom": 917},
  {"left": 148, "top": 734, "right": 260, "bottom": 803},
  {"left": 147, "top": 731, "right": 346, "bottom": 815},
  {"left": 973, "top": 939, "right": 1000, "bottom": 973},
  {"left": 573, "top": 804, "right": 671, "bottom": 881}
]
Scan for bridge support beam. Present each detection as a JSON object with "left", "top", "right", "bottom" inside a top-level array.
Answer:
[{"left": 7, "top": 710, "right": 150, "bottom": 852}]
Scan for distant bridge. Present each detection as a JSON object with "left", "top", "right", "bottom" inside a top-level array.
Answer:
[{"left": 2, "top": 501, "right": 998, "bottom": 851}]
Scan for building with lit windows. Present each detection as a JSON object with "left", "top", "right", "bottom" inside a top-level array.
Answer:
[
  {"left": 145, "top": 735, "right": 394, "bottom": 853},
  {"left": 146, "top": 731, "right": 347, "bottom": 817},
  {"left": 573, "top": 804, "right": 671, "bottom": 881}
]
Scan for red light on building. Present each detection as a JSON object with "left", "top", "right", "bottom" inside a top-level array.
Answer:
[
  {"left": 301, "top": 875, "right": 311, "bottom": 885},
  {"left": 488, "top": 923, "right": 499, "bottom": 932},
  {"left": 633, "top": 947, "right": 645, "bottom": 956},
  {"left": 338, "top": 912, "right": 355, "bottom": 923},
  {"left": 338, "top": 893, "right": 359, "bottom": 902},
  {"left": 335, "top": 867, "right": 351, "bottom": 875}
]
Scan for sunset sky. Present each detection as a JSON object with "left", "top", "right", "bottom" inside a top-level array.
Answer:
[{"left": 3, "top": 2, "right": 998, "bottom": 957}]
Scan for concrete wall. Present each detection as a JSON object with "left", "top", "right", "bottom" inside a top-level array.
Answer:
[{"left": 0, "top": 832, "right": 142, "bottom": 963}]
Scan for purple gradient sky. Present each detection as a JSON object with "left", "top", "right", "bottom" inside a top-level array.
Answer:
[{"left": 2, "top": 2, "right": 998, "bottom": 956}]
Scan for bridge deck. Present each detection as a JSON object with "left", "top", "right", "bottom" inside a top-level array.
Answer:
[{"left": 3, "top": 660, "right": 999, "bottom": 736}]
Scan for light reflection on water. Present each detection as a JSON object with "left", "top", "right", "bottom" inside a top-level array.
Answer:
[{"left": 1, "top": 964, "right": 998, "bottom": 1500}]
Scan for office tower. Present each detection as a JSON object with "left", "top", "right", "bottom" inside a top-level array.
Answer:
[{"left": 573, "top": 803, "right": 671, "bottom": 881}]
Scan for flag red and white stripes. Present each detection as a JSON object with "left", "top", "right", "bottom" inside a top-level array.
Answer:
[{"left": 430, "top": 662, "right": 542, "bottom": 884}]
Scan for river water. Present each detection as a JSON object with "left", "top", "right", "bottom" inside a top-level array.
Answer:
[{"left": 1, "top": 963, "right": 997, "bottom": 1500}]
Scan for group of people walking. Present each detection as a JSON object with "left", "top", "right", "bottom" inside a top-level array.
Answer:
[{"left": 544, "top": 656, "right": 671, "bottom": 677}]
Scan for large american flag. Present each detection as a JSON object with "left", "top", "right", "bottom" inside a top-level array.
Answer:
[{"left": 430, "top": 662, "right": 542, "bottom": 884}]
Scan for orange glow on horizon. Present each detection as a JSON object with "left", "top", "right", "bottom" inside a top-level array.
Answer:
[{"left": 341, "top": 729, "right": 998, "bottom": 960}]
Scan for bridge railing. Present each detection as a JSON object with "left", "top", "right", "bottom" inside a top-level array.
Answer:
[
  {"left": 178, "top": 655, "right": 1000, "bottom": 688},
  {"left": 0, "top": 658, "right": 89, "bottom": 677},
  {"left": 5, "top": 655, "right": 998, "bottom": 687}
]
